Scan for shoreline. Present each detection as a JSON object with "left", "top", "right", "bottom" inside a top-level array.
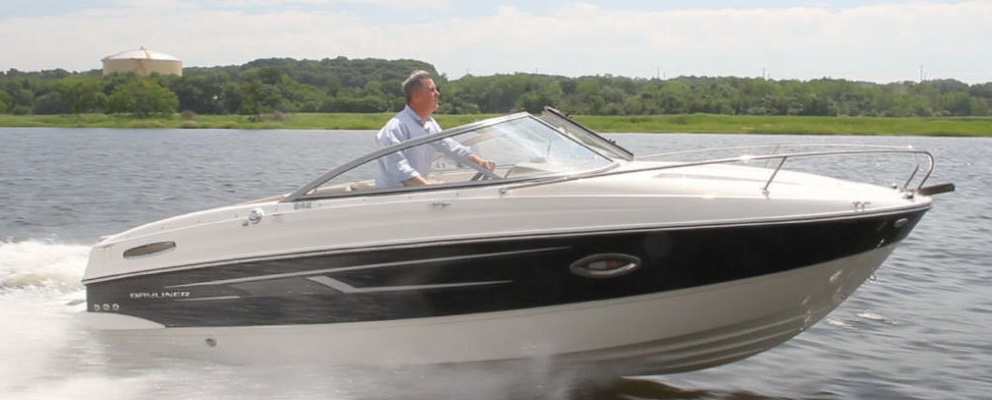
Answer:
[{"left": 1, "top": 113, "right": 991, "bottom": 136}]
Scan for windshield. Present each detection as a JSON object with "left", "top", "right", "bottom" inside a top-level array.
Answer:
[
  {"left": 538, "top": 107, "right": 634, "bottom": 161},
  {"left": 289, "top": 114, "right": 616, "bottom": 200}
]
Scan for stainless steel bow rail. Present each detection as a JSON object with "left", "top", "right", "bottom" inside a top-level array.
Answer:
[{"left": 502, "top": 144, "right": 955, "bottom": 197}]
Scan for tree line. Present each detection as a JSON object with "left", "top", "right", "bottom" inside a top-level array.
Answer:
[{"left": 2, "top": 56, "right": 991, "bottom": 118}]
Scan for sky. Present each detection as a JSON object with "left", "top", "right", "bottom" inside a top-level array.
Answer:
[{"left": 1, "top": 0, "right": 990, "bottom": 84}]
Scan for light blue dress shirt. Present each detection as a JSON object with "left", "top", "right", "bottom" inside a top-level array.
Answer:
[{"left": 375, "top": 106, "right": 471, "bottom": 188}]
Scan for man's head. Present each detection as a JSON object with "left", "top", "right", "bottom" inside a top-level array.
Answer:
[{"left": 403, "top": 70, "right": 440, "bottom": 117}]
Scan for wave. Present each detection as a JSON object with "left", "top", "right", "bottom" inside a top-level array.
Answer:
[
  {"left": 0, "top": 240, "right": 93, "bottom": 399},
  {"left": 0, "top": 239, "right": 88, "bottom": 293}
]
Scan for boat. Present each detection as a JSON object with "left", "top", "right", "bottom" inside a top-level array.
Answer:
[{"left": 82, "top": 108, "right": 953, "bottom": 375}]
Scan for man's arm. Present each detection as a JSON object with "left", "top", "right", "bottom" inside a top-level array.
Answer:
[
  {"left": 404, "top": 175, "right": 440, "bottom": 186},
  {"left": 404, "top": 154, "right": 492, "bottom": 186},
  {"left": 468, "top": 154, "right": 496, "bottom": 171}
]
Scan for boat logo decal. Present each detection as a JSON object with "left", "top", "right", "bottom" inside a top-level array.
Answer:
[
  {"left": 569, "top": 253, "right": 641, "bottom": 279},
  {"left": 128, "top": 290, "right": 191, "bottom": 300}
]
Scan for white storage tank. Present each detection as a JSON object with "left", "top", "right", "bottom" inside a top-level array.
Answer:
[{"left": 102, "top": 47, "right": 182, "bottom": 76}]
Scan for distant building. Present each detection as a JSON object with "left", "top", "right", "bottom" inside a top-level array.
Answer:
[{"left": 102, "top": 47, "right": 182, "bottom": 76}]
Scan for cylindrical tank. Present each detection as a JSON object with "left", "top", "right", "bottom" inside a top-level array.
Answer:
[{"left": 102, "top": 47, "right": 182, "bottom": 76}]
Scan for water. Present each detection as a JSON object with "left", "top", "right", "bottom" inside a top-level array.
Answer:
[{"left": 1, "top": 127, "right": 989, "bottom": 400}]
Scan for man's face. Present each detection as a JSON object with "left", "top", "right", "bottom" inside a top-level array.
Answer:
[{"left": 414, "top": 78, "right": 440, "bottom": 112}]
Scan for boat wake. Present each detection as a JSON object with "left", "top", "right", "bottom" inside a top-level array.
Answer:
[
  {"left": 0, "top": 240, "right": 95, "bottom": 400},
  {"left": 0, "top": 239, "right": 87, "bottom": 293}
]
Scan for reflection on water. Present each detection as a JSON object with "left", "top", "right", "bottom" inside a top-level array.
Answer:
[{"left": 591, "top": 378, "right": 812, "bottom": 400}]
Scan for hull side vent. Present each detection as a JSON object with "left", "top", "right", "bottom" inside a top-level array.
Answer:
[{"left": 123, "top": 241, "right": 177, "bottom": 258}]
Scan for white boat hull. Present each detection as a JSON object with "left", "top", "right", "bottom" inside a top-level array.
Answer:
[{"left": 86, "top": 245, "right": 892, "bottom": 374}]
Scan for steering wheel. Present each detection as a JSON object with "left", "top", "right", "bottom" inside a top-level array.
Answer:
[
  {"left": 450, "top": 152, "right": 500, "bottom": 182},
  {"left": 471, "top": 171, "right": 495, "bottom": 181}
]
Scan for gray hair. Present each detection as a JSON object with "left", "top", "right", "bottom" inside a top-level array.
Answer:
[{"left": 402, "top": 70, "right": 434, "bottom": 102}]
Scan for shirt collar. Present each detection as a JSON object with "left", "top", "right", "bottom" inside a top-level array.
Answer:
[{"left": 402, "top": 105, "right": 432, "bottom": 128}]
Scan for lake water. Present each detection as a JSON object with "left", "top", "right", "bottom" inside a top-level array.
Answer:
[{"left": 1, "top": 127, "right": 989, "bottom": 400}]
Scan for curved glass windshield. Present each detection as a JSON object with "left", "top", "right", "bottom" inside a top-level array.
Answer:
[{"left": 295, "top": 115, "right": 615, "bottom": 199}]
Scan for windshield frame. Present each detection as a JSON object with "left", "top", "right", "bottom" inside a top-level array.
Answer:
[
  {"left": 538, "top": 107, "right": 635, "bottom": 161},
  {"left": 282, "top": 112, "right": 621, "bottom": 202}
]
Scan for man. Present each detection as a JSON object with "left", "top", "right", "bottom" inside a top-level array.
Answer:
[{"left": 374, "top": 70, "right": 495, "bottom": 188}]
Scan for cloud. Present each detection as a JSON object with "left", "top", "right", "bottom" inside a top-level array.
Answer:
[
  {"left": 427, "top": 1, "right": 992, "bottom": 82},
  {"left": 1, "top": 1, "right": 990, "bottom": 83}
]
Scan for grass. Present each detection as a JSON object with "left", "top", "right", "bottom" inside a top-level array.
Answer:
[
  {"left": 575, "top": 114, "right": 992, "bottom": 136},
  {"left": 2, "top": 112, "right": 991, "bottom": 136}
]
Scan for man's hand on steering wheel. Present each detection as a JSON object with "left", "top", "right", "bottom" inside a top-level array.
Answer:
[{"left": 469, "top": 154, "right": 496, "bottom": 171}]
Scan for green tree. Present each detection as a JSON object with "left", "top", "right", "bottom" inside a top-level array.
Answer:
[
  {"left": 656, "top": 80, "right": 691, "bottom": 114},
  {"left": 237, "top": 78, "right": 263, "bottom": 118},
  {"left": 106, "top": 78, "right": 179, "bottom": 118},
  {"left": 571, "top": 76, "right": 609, "bottom": 114},
  {"left": 7, "top": 56, "right": 992, "bottom": 118},
  {"left": 517, "top": 78, "right": 563, "bottom": 113},
  {"left": 237, "top": 67, "right": 303, "bottom": 114},
  {"left": 33, "top": 92, "right": 69, "bottom": 114},
  {"left": 0, "top": 89, "right": 10, "bottom": 113},
  {"left": 970, "top": 97, "right": 991, "bottom": 116},
  {"left": 54, "top": 75, "right": 106, "bottom": 114},
  {"left": 938, "top": 92, "right": 972, "bottom": 116},
  {"left": 169, "top": 73, "right": 231, "bottom": 114},
  {"left": 3, "top": 83, "right": 34, "bottom": 115}
]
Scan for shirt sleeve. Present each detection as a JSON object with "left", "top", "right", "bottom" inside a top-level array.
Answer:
[
  {"left": 430, "top": 116, "right": 469, "bottom": 159},
  {"left": 435, "top": 137, "right": 472, "bottom": 159},
  {"left": 376, "top": 120, "right": 420, "bottom": 181}
]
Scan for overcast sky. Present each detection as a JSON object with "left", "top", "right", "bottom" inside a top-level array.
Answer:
[{"left": 2, "top": 0, "right": 989, "bottom": 83}]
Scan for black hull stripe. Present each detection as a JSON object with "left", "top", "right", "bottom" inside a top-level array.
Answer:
[
  {"left": 86, "top": 208, "right": 928, "bottom": 327},
  {"left": 166, "top": 246, "right": 567, "bottom": 288}
]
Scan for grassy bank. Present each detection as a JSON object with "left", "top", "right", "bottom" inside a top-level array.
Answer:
[
  {"left": 2, "top": 112, "right": 991, "bottom": 136},
  {"left": 577, "top": 114, "right": 992, "bottom": 136}
]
